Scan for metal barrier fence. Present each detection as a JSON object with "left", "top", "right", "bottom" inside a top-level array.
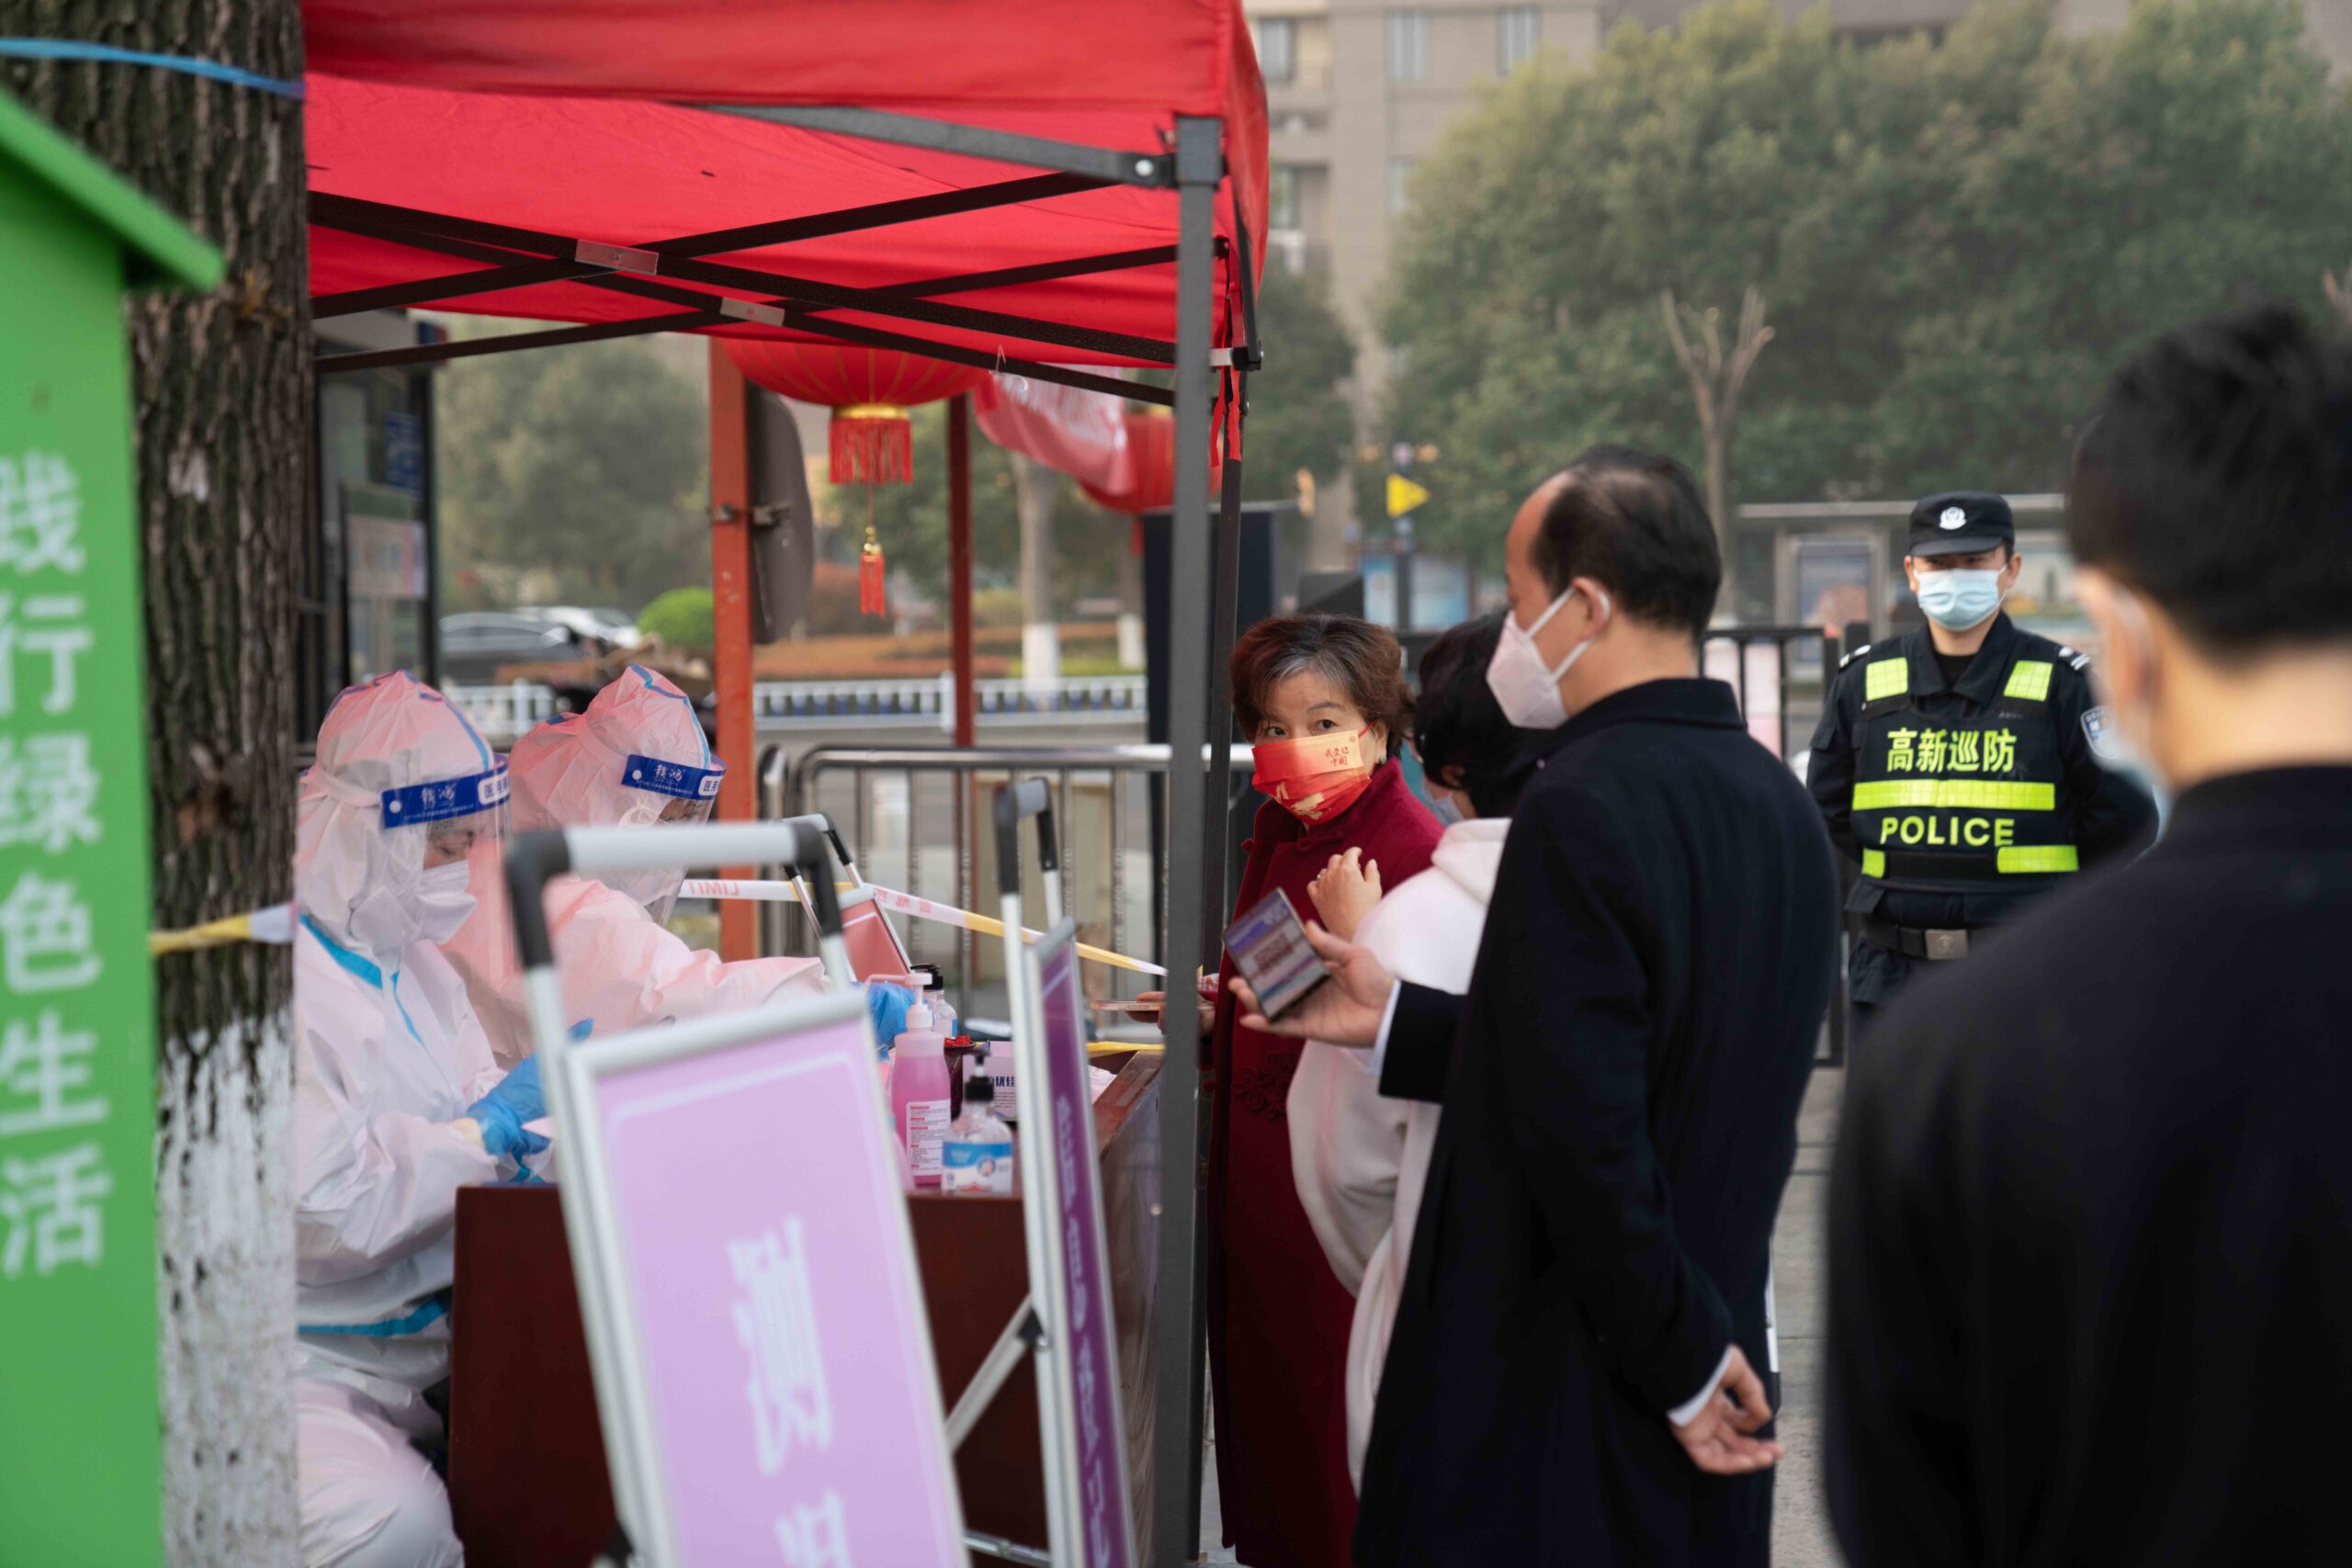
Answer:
[
  {"left": 751, "top": 628, "right": 1851, "bottom": 1066},
  {"left": 762, "top": 741, "right": 1255, "bottom": 1023},
  {"left": 450, "top": 671, "right": 1149, "bottom": 746}
]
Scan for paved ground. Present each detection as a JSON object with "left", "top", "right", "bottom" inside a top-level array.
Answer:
[{"left": 1201, "top": 1068, "right": 1848, "bottom": 1567}]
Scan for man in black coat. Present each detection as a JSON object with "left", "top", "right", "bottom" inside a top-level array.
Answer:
[
  {"left": 1236, "top": 447, "right": 1839, "bottom": 1566},
  {"left": 1827, "top": 303, "right": 2352, "bottom": 1563}
]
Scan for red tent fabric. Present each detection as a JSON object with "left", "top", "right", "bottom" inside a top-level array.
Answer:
[{"left": 302, "top": 0, "right": 1267, "bottom": 367}]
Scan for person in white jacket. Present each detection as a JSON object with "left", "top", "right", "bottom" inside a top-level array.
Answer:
[
  {"left": 1287, "top": 613, "right": 1528, "bottom": 1486},
  {"left": 446, "top": 666, "right": 873, "bottom": 1067},
  {"left": 292, "top": 672, "right": 547, "bottom": 1566}
]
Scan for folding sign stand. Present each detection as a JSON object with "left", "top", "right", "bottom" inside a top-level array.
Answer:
[
  {"left": 941, "top": 781, "right": 1138, "bottom": 1568},
  {"left": 504, "top": 822, "right": 969, "bottom": 1568}
]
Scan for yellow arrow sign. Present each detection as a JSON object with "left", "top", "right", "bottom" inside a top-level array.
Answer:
[{"left": 1386, "top": 472, "right": 1430, "bottom": 518}]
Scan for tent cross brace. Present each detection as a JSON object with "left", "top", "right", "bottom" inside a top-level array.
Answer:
[{"left": 310, "top": 191, "right": 1177, "bottom": 364}]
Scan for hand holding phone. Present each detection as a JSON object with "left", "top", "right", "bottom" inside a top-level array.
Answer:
[{"left": 1223, "top": 889, "right": 1330, "bottom": 1022}]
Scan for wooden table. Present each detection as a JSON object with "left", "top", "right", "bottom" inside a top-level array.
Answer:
[{"left": 447, "top": 1051, "right": 1163, "bottom": 1565}]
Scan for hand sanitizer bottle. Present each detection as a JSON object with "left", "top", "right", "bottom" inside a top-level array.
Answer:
[
  {"left": 889, "top": 996, "right": 951, "bottom": 1188},
  {"left": 943, "top": 1047, "right": 1015, "bottom": 1194}
]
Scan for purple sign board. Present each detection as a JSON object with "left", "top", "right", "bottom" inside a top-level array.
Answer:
[
  {"left": 1035, "top": 936, "right": 1136, "bottom": 1568},
  {"left": 564, "top": 996, "right": 965, "bottom": 1567}
]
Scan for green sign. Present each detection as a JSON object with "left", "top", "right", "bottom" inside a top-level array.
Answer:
[{"left": 0, "top": 91, "right": 220, "bottom": 1566}]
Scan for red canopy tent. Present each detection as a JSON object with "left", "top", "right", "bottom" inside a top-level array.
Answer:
[
  {"left": 305, "top": 1, "right": 1265, "bottom": 378},
  {"left": 300, "top": 5, "right": 1266, "bottom": 1559}
]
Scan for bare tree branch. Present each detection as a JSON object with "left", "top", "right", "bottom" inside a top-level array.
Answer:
[{"left": 1660, "top": 286, "right": 1773, "bottom": 590}]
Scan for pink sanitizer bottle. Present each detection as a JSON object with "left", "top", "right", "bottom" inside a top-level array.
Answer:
[{"left": 889, "top": 994, "right": 952, "bottom": 1188}]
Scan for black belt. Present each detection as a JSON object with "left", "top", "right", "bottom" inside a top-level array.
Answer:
[{"left": 1859, "top": 915, "right": 1974, "bottom": 961}]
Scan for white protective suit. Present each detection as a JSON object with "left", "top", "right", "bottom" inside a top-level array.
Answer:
[
  {"left": 1285, "top": 816, "right": 1508, "bottom": 1487},
  {"left": 293, "top": 671, "right": 524, "bottom": 1567},
  {"left": 446, "top": 665, "right": 825, "bottom": 1066}
]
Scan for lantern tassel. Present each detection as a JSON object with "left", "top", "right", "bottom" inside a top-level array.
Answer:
[
  {"left": 831, "top": 410, "right": 913, "bottom": 485},
  {"left": 859, "top": 523, "right": 888, "bottom": 617}
]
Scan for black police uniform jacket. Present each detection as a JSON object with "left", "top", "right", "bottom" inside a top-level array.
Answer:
[
  {"left": 1354, "top": 679, "right": 1838, "bottom": 1568},
  {"left": 1806, "top": 612, "right": 2154, "bottom": 1005}
]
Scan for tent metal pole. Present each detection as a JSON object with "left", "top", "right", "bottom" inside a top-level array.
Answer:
[
  {"left": 310, "top": 192, "right": 1177, "bottom": 364},
  {"left": 1152, "top": 110, "right": 1223, "bottom": 1568},
  {"left": 707, "top": 344, "right": 761, "bottom": 964},
  {"left": 318, "top": 309, "right": 730, "bottom": 372},
  {"left": 1197, "top": 375, "right": 1246, "bottom": 961},
  {"left": 949, "top": 393, "right": 978, "bottom": 750},
  {"left": 309, "top": 173, "right": 1109, "bottom": 319},
  {"left": 695, "top": 103, "right": 1177, "bottom": 188},
  {"left": 769, "top": 315, "right": 1174, "bottom": 405}
]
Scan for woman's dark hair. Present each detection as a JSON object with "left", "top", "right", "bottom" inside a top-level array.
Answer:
[
  {"left": 1411, "top": 613, "right": 1525, "bottom": 819},
  {"left": 2067, "top": 302, "right": 2352, "bottom": 653},
  {"left": 1228, "top": 614, "right": 1412, "bottom": 760},
  {"left": 1533, "top": 445, "right": 1721, "bottom": 639}
]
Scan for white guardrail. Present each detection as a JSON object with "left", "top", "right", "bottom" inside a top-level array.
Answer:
[{"left": 447, "top": 672, "right": 1148, "bottom": 745}]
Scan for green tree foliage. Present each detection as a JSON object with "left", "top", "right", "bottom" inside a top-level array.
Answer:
[
  {"left": 1242, "top": 261, "right": 1359, "bottom": 502},
  {"left": 1383, "top": 0, "right": 2352, "bottom": 574},
  {"left": 637, "top": 586, "right": 716, "bottom": 651},
  {"left": 437, "top": 333, "right": 709, "bottom": 616}
]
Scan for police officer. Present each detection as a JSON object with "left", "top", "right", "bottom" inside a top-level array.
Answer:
[{"left": 1808, "top": 491, "right": 2155, "bottom": 1025}]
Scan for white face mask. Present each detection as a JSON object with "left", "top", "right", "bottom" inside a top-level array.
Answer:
[
  {"left": 410, "top": 859, "right": 479, "bottom": 945},
  {"left": 2086, "top": 581, "right": 2174, "bottom": 829},
  {"left": 1486, "top": 583, "right": 1611, "bottom": 730}
]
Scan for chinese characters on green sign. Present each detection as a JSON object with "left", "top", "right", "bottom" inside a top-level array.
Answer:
[{"left": 1, "top": 88, "right": 220, "bottom": 1568}]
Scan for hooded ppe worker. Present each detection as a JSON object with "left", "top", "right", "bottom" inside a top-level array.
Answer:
[
  {"left": 447, "top": 666, "right": 830, "bottom": 1066},
  {"left": 292, "top": 672, "right": 540, "bottom": 1568}
]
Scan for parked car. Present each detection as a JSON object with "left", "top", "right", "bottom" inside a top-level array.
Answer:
[
  {"left": 518, "top": 604, "right": 640, "bottom": 653},
  {"left": 437, "top": 612, "right": 594, "bottom": 683}
]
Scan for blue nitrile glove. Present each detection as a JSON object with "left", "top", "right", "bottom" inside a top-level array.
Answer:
[
  {"left": 865, "top": 982, "right": 915, "bottom": 1051},
  {"left": 468, "top": 1055, "right": 549, "bottom": 1161}
]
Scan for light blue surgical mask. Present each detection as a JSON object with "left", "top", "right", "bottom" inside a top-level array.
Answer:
[
  {"left": 1428, "top": 792, "right": 1465, "bottom": 828},
  {"left": 1915, "top": 568, "right": 2005, "bottom": 631}
]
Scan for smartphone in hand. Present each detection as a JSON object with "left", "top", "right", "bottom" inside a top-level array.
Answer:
[{"left": 1223, "top": 889, "right": 1329, "bottom": 1022}]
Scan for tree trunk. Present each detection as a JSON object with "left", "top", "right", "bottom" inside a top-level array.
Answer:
[
  {"left": 1703, "top": 423, "right": 1732, "bottom": 571},
  {"left": 1115, "top": 522, "right": 1146, "bottom": 671},
  {"left": 1012, "top": 451, "right": 1061, "bottom": 687},
  {"left": 4, "top": 5, "right": 308, "bottom": 1561},
  {"left": 1305, "top": 464, "right": 1359, "bottom": 572}
]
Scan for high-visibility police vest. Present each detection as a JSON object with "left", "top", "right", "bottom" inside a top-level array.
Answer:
[{"left": 1849, "top": 645, "right": 2076, "bottom": 891}]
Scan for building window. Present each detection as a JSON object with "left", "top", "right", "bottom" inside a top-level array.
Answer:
[
  {"left": 1498, "top": 6, "right": 1540, "bottom": 73},
  {"left": 1388, "top": 156, "right": 1417, "bottom": 214},
  {"left": 1255, "top": 17, "right": 1298, "bottom": 85},
  {"left": 1270, "top": 165, "right": 1303, "bottom": 232},
  {"left": 1388, "top": 10, "right": 1430, "bottom": 83}
]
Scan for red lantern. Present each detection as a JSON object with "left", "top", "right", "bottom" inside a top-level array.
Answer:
[
  {"left": 724, "top": 341, "right": 988, "bottom": 616},
  {"left": 1080, "top": 411, "right": 1225, "bottom": 514},
  {"left": 723, "top": 341, "right": 989, "bottom": 484}
]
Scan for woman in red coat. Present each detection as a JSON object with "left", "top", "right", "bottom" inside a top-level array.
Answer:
[{"left": 1208, "top": 615, "right": 1442, "bottom": 1568}]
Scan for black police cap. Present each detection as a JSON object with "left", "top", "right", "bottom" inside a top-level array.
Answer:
[{"left": 1907, "top": 491, "right": 2015, "bottom": 558}]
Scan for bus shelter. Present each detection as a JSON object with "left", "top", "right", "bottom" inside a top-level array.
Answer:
[{"left": 300, "top": 2, "right": 1268, "bottom": 1558}]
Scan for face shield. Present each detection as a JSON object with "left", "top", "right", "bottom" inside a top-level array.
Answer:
[
  {"left": 610, "top": 752, "right": 723, "bottom": 922},
  {"left": 507, "top": 667, "right": 722, "bottom": 925},
  {"left": 295, "top": 672, "right": 510, "bottom": 958},
  {"left": 381, "top": 761, "right": 511, "bottom": 943}
]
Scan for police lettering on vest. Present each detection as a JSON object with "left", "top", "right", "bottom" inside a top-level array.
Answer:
[{"left": 1849, "top": 650, "right": 2079, "bottom": 888}]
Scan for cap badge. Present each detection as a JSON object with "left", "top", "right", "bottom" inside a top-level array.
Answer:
[{"left": 1939, "top": 505, "right": 1968, "bottom": 530}]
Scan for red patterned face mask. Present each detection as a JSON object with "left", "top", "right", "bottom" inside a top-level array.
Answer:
[{"left": 1252, "top": 727, "right": 1375, "bottom": 823}]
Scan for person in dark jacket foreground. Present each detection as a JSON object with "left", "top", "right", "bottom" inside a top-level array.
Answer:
[
  {"left": 1827, "top": 302, "right": 2352, "bottom": 1565},
  {"left": 1236, "top": 447, "right": 1838, "bottom": 1567}
]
